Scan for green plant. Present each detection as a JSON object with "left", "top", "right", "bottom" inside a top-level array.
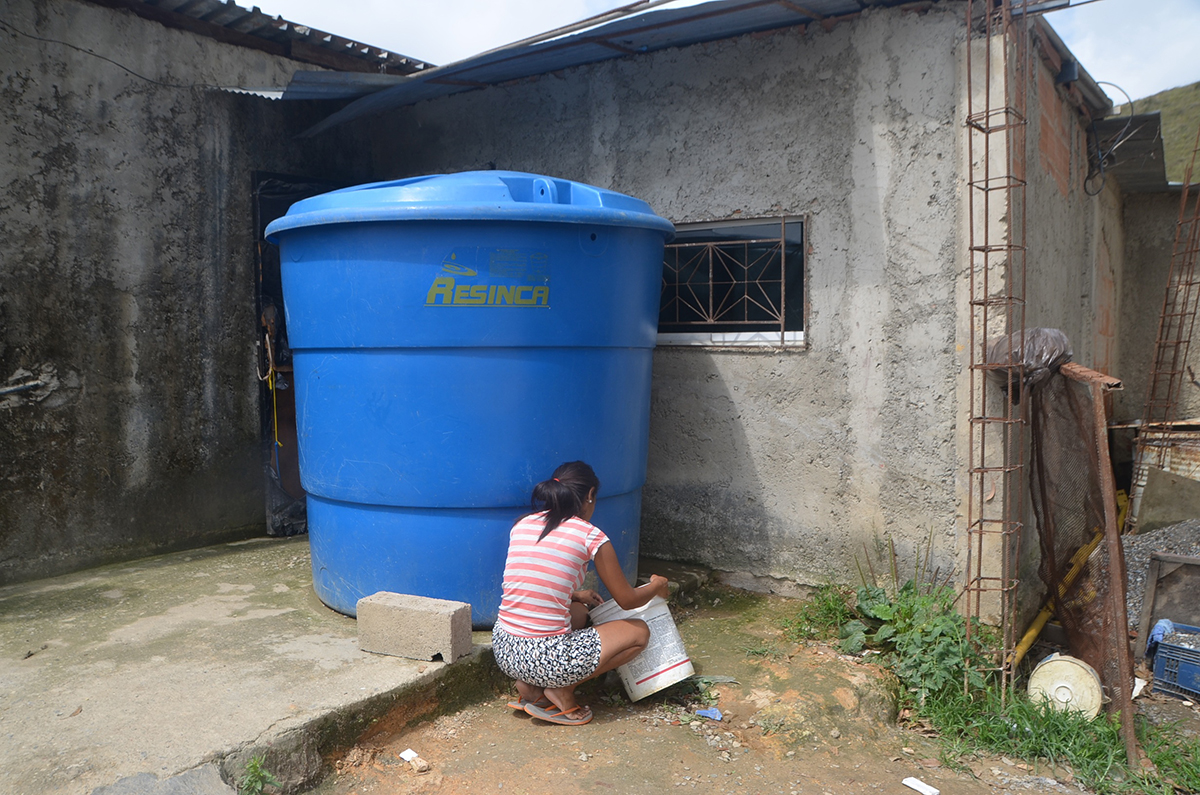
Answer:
[
  {"left": 239, "top": 755, "right": 281, "bottom": 795},
  {"left": 782, "top": 584, "right": 855, "bottom": 641},
  {"left": 755, "top": 712, "right": 788, "bottom": 736},
  {"left": 919, "top": 686, "right": 1200, "bottom": 795},
  {"left": 838, "top": 581, "right": 985, "bottom": 701},
  {"left": 1139, "top": 719, "right": 1200, "bottom": 794},
  {"left": 663, "top": 676, "right": 721, "bottom": 709},
  {"left": 741, "top": 641, "right": 785, "bottom": 661}
]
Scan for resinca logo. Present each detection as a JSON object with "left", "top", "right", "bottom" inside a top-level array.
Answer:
[{"left": 425, "top": 251, "right": 550, "bottom": 307}]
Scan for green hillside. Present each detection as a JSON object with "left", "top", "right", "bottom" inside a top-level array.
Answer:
[{"left": 1114, "top": 81, "right": 1200, "bottom": 184}]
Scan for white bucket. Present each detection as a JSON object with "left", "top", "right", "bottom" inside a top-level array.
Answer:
[{"left": 589, "top": 595, "right": 694, "bottom": 701}]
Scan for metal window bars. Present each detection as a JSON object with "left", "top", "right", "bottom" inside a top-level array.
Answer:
[
  {"left": 660, "top": 219, "right": 794, "bottom": 343},
  {"left": 963, "top": 0, "right": 1030, "bottom": 696}
]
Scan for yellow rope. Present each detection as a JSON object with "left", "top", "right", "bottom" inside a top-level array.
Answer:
[
  {"left": 270, "top": 369, "right": 281, "bottom": 450},
  {"left": 262, "top": 331, "right": 282, "bottom": 450}
]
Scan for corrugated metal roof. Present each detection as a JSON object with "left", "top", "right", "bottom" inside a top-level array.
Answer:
[
  {"left": 298, "top": 0, "right": 910, "bottom": 136},
  {"left": 281, "top": 72, "right": 409, "bottom": 101},
  {"left": 1094, "top": 113, "right": 1169, "bottom": 193},
  {"left": 84, "top": 0, "right": 432, "bottom": 75}
]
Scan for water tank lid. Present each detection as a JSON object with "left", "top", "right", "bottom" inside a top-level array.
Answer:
[{"left": 265, "top": 171, "right": 676, "bottom": 242}]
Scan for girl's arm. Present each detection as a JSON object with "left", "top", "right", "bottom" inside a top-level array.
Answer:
[{"left": 593, "top": 541, "right": 669, "bottom": 610}]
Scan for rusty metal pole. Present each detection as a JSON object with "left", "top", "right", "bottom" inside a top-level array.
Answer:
[
  {"left": 1061, "top": 362, "right": 1138, "bottom": 768},
  {"left": 1092, "top": 382, "right": 1138, "bottom": 769}
]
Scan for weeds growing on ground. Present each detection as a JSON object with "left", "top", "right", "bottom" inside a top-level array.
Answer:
[
  {"left": 840, "top": 581, "right": 987, "bottom": 702},
  {"left": 1138, "top": 719, "right": 1200, "bottom": 794},
  {"left": 781, "top": 584, "right": 855, "bottom": 641},
  {"left": 782, "top": 557, "right": 985, "bottom": 701},
  {"left": 922, "top": 686, "right": 1200, "bottom": 794},
  {"left": 741, "top": 641, "right": 786, "bottom": 661},
  {"left": 778, "top": 536, "right": 1200, "bottom": 793},
  {"left": 239, "top": 755, "right": 280, "bottom": 795},
  {"left": 923, "top": 686, "right": 1127, "bottom": 790}
]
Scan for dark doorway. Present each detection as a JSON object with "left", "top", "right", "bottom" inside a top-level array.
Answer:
[{"left": 253, "top": 173, "right": 340, "bottom": 536}]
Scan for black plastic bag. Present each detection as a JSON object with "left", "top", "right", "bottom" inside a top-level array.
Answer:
[{"left": 986, "top": 328, "right": 1073, "bottom": 404}]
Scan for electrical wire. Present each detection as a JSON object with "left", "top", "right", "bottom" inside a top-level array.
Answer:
[
  {"left": 1084, "top": 80, "right": 1138, "bottom": 196},
  {"left": 0, "top": 16, "right": 224, "bottom": 91}
]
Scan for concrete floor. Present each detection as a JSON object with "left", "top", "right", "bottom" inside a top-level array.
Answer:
[{"left": 0, "top": 537, "right": 496, "bottom": 795}]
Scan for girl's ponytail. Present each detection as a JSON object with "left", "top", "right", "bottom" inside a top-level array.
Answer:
[{"left": 529, "top": 461, "right": 600, "bottom": 540}]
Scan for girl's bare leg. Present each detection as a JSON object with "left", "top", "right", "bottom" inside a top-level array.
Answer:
[
  {"left": 515, "top": 680, "right": 545, "bottom": 703},
  {"left": 517, "top": 606, "right": 593, "bottom": 709},
  {"left": 542, "top": 618, "right": 650, "bottom": 715}
]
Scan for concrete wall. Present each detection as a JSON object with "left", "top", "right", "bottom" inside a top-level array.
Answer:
[
  {"left": 371, "top": 5, "right": 968, "bottom": 586},
  {"left": 1118, "top": 190, "right": 1200, "bottom": 422},
  {"left": 0, "top": 0, "right": 373, "bottom": 583}
]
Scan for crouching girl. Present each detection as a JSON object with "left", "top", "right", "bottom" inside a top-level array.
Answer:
[{"left": 492, "top": 461, "right": 669, "bottom": 726}]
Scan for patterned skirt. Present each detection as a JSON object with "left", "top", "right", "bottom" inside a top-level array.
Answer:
[{"left": 491, "top": 625, "right": 603, "bottom": 689}]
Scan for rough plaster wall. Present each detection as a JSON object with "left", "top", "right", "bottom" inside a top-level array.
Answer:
[
  {"left": 372, "top": 6, "right": 966, "bottom": 586},
  {"left": 1118, "top": 191, "right": 1200, "bottom": 422},
  {"left": 0, "top": 0, "right": 374, "bottom": 583}
]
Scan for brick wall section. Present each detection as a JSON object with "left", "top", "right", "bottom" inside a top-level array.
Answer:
[{"left": 1038, "top": 64, "right": 1075, "bottom": 198}]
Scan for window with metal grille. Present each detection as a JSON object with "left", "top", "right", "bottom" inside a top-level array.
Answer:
[{"left": 658, "top": 217, "right": 804, "bottom": 346}]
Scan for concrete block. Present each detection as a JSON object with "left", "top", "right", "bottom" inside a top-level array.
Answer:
[
  {"left": 357, "top": 592, "right": 472, "bottom": 662},
  {"left": 1139, "top": 467, "right": 1200, "bottom": 533}
]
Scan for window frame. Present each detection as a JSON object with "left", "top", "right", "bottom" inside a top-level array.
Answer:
[{"left": 657, "top": 215, "right": 806, "bottom": 348}]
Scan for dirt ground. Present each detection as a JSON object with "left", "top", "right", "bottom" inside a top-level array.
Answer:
[{"left": 312, "top": 587, "right": 1198, "bottom": 795}]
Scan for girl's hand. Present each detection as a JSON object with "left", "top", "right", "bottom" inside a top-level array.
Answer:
[
  {"left": 572, "top": 589, "right": 603, "bottom": 607},
  {"left": 649, "top": 574, "right": 670, "bottom": 600}
]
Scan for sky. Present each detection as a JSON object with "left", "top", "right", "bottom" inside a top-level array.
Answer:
[
  {"left": 1046, "top": 0, "right": 1200, "bottom": 103},
  {"left": 250, "top": 0, "right": 1200, "bottom": 103}
]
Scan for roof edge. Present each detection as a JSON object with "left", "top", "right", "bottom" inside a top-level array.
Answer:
[
  {"left": 297, "top": 0, "right": 935, "bottom": 138},
  {"left": 80, "top": 0, "right": 433, "bottom": 75},
  {"left": 1032, "top": 16, "right": 1111, "bottom": 118}
]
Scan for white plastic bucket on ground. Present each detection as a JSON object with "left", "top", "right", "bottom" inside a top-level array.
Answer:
[
  {"left": 590, "top": 595, "right": 694, "bottom": 701},
  {"left": 1027, "top": 653, "right": 1105, "bottom": 718}
]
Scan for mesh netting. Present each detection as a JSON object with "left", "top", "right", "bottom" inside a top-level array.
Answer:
[{"left": 1028, "top": 372, "right": 1132, "bottom": 711}]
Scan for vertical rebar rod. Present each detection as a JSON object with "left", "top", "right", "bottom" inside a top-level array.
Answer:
[{"left": 963, "top": 0, "right": 1029, "bottom": 696}]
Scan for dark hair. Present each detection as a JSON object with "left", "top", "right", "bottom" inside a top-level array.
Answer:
[{"left": 529, "top": 461, "right": 600, "bottom": 541}]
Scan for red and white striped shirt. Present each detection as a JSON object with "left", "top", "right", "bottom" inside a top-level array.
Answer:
[{"left": 496, "top": 512, "right": 609, "bottom": 637}]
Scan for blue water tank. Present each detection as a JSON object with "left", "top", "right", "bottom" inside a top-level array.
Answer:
[{"left": 265, "top": 171, "right": 674, "bottom": 625}]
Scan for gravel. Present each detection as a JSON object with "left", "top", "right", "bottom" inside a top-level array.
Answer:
[
  {"left": 1122, "top": 519, "right": 1200, "bottom": 633},
  {"left": 1163, "top": 629, "right": 1200, "bottom": 651}
]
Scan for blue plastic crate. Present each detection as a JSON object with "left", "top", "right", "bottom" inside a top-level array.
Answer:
[{"left": 1152, "top": 622, "right": 1200, "bottom": 699}]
